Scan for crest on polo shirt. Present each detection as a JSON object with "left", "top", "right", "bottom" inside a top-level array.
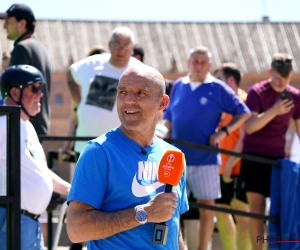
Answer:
[{"left": 200, "top": 96, "right": 208, "bottom": 105}]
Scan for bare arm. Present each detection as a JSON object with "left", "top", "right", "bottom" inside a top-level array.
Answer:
[
  {"left": 226, "top": 113, "right": 250, "bottom": 133},
  {"left": 67, "top": 192, "right": 178, "bottom": 243},
  {"left": 210, "top": 112, "right": 250, "bottom": 146},
  {"left": 58, "top": 109, "right": 78, "bottom": 161},
  {"left": 245, "top": 99, "right": 294, "bottom": 134},
  {"left": 222, "top": 128, "right": 245, "bottom": 183},
  {"left": 67, "top": 68, "right": 81, "bottom": 106},
  {"left": 59, "top": 68, "right": 81, "bottom": 159},
  {"left": 67, "top": 201, "right": 139, "bottom": 243},
  {"left": 48, "top": 169, "right": 71, "bottom": 196}
]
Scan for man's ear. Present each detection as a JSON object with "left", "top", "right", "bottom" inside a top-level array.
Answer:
[
  {"left": 18, "top": 19, "right": 27, "bottom": 31},
  {"left": 208, "top": 61, "right": 212, "bottom": 71},
  {"left": 227, "top": 75, "right": 235, "bottom": 85},
  {"left": 187, "top": 58, "right": 191, "bottom": 68},
  {"left": 268, "top": 68, "right": 272, "bottom": 77},
  {"left": 226, "top": 76, "right": 238, "bottom": 90},
  {"left": 159, "top": 95, "right": 170, "bottom": 110},
  {"left": 108, "top": 41, "right": 113, "bottom": 52},
  {"left": 9, "top": 88, "right": 20, "bottom": 100}
]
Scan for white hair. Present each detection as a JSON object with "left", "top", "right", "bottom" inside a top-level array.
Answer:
[
  {"left": 110, "top": 26, "right": 135, "bottom": 45},
  {"left": 189, "top": 46, "right": 212, "bottom": 61}
]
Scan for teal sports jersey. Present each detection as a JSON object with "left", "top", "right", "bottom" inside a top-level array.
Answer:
[{"left": 67, "top": 128, "right": 188, "bottom": 250}]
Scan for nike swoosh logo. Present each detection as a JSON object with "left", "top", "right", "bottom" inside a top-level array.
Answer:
[{"left": 131, "top": 174, "right": 164, "bottom": 197}]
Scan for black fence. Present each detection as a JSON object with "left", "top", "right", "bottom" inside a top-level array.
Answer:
[
  {"left": 2, "top": 131, "right": 282, "bottom": 250},
  {"left": 0, "top": 106, "right": 21, "bottom": 250},
  {"left": 41, "top": 135, "right": 279, "bottom": 238}
]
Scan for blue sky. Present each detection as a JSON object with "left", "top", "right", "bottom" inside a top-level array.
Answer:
[{"left": 0, "top": 0, "right": 299, "bottom": 22}]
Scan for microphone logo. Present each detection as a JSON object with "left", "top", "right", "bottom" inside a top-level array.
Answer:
[
  {"left": 166, "top": 154, "right": 175, "bottom": 163},
  {"left": 164, "top": 171, "right": 170, "bottom": 177}
]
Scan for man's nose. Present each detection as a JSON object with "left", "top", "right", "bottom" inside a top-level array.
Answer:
[
  {"left": 125, "top": 91, "right": 135, "bottom": 102},
  {"left": 38, "top": 89, "right": 44, "bottom": 97},
  {"left": 279, "top": 79, "right": 285, "bottom": 85},
  {"left": 194, "top": 62, "right": 202, "bottom": 68}
]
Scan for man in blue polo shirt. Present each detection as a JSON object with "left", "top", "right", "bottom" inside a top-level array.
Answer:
[{"left": 164, "top": 46, "right": 250, "bottom": 250}]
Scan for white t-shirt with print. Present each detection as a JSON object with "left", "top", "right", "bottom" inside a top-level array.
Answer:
[
  {"left": 0, "top": 117, "right": 53, "bottom": 214},
  {"left": 71, "top": 54, "right": 140, "bottom": 152}
]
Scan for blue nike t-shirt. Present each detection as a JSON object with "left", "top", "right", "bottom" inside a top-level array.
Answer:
[{"left": 67, "top": 128, "right": 188, "bottom": 250}]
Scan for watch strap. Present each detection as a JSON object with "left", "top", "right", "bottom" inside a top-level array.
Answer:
[{"left": 135, "top": 205, "right": 148, "bottom": 224}]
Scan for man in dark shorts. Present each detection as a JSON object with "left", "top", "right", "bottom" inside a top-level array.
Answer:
[
  {"left": 238, "top": 53, "right": 300, "bottom": 250},
  {"left": 214, "top": 62, "right": 251, "bottom": 250}
]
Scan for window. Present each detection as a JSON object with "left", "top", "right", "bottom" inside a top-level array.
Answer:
[{"left": 55, "top": 94, "right": 62, "bottom": 106}]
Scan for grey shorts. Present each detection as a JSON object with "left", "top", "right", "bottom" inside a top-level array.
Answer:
[{"left": 186, "top": 165, "right": 221, "bottom": 200}]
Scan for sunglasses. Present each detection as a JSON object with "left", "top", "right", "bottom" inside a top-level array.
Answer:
[{"left": 25, "top": 85, "right": 42, "bottom": 94}]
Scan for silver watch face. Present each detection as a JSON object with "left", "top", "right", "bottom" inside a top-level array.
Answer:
[{"left": 135, "top": 207, "right": 147, "bottom": 224}]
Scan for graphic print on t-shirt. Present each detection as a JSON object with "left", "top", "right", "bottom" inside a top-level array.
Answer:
[
  {"left": 131, "top": 161, "right": 164, "bottom": 197},
  {"left": 86, "top": 75, "right": 119, "bottom": 111}
]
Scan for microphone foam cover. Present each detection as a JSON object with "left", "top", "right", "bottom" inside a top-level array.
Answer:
[{"left": 158, "top": 150, "right": 184, "bottom": 186}]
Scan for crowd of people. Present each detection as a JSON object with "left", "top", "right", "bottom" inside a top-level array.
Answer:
[{"left": 0, "top": 2, "right": 300, "bottom": 250}]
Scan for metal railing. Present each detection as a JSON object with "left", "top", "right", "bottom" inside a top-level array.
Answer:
[
  {"left": 0, "top": 125, "right": 283, "bottom": 249},
  {"left": 42, "top": 134, "right": 282, "bottom": 248},
  {"left": 0, "top": 106, "right": 21, "bottom": 250},
  {"left": 41, "top": 135, "right": 280, "bottom": 234}
]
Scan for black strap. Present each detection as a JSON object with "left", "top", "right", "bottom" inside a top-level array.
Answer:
[
  {"left": 21, "top": 210, "right": 40, "bottom": 220},
  {"left": 0, "top": 204, "right": 40, "bottom": 220}
]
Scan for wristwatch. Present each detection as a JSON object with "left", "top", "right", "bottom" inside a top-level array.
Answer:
[
  {"left": 220, "top": 126, "right": 229, "bottom": 136},
  {"left": 135, "top": 205, "right": 148, "bottom": 224}
]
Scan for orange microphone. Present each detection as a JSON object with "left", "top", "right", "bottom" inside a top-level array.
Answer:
[{"left": 152, "top": 150, "right": 185, "bottom": 245}]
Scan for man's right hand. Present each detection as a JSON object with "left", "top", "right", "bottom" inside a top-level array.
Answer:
[
  {"left": 143, "top": 192, "right": 178, "bottom": 223},
  {"left": 272, "top": 98, "right": 294, "bottom": 116},
  {"left": 58, "top": 147, "right": 75, "bottom": 162}
]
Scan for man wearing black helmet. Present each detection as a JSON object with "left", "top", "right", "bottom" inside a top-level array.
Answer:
[
  {"left": 0, "top": 65, "right": 70, "bottom": 249},
  {"left": 0, "top": 3, "right": 51, "bottom": 137}
]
